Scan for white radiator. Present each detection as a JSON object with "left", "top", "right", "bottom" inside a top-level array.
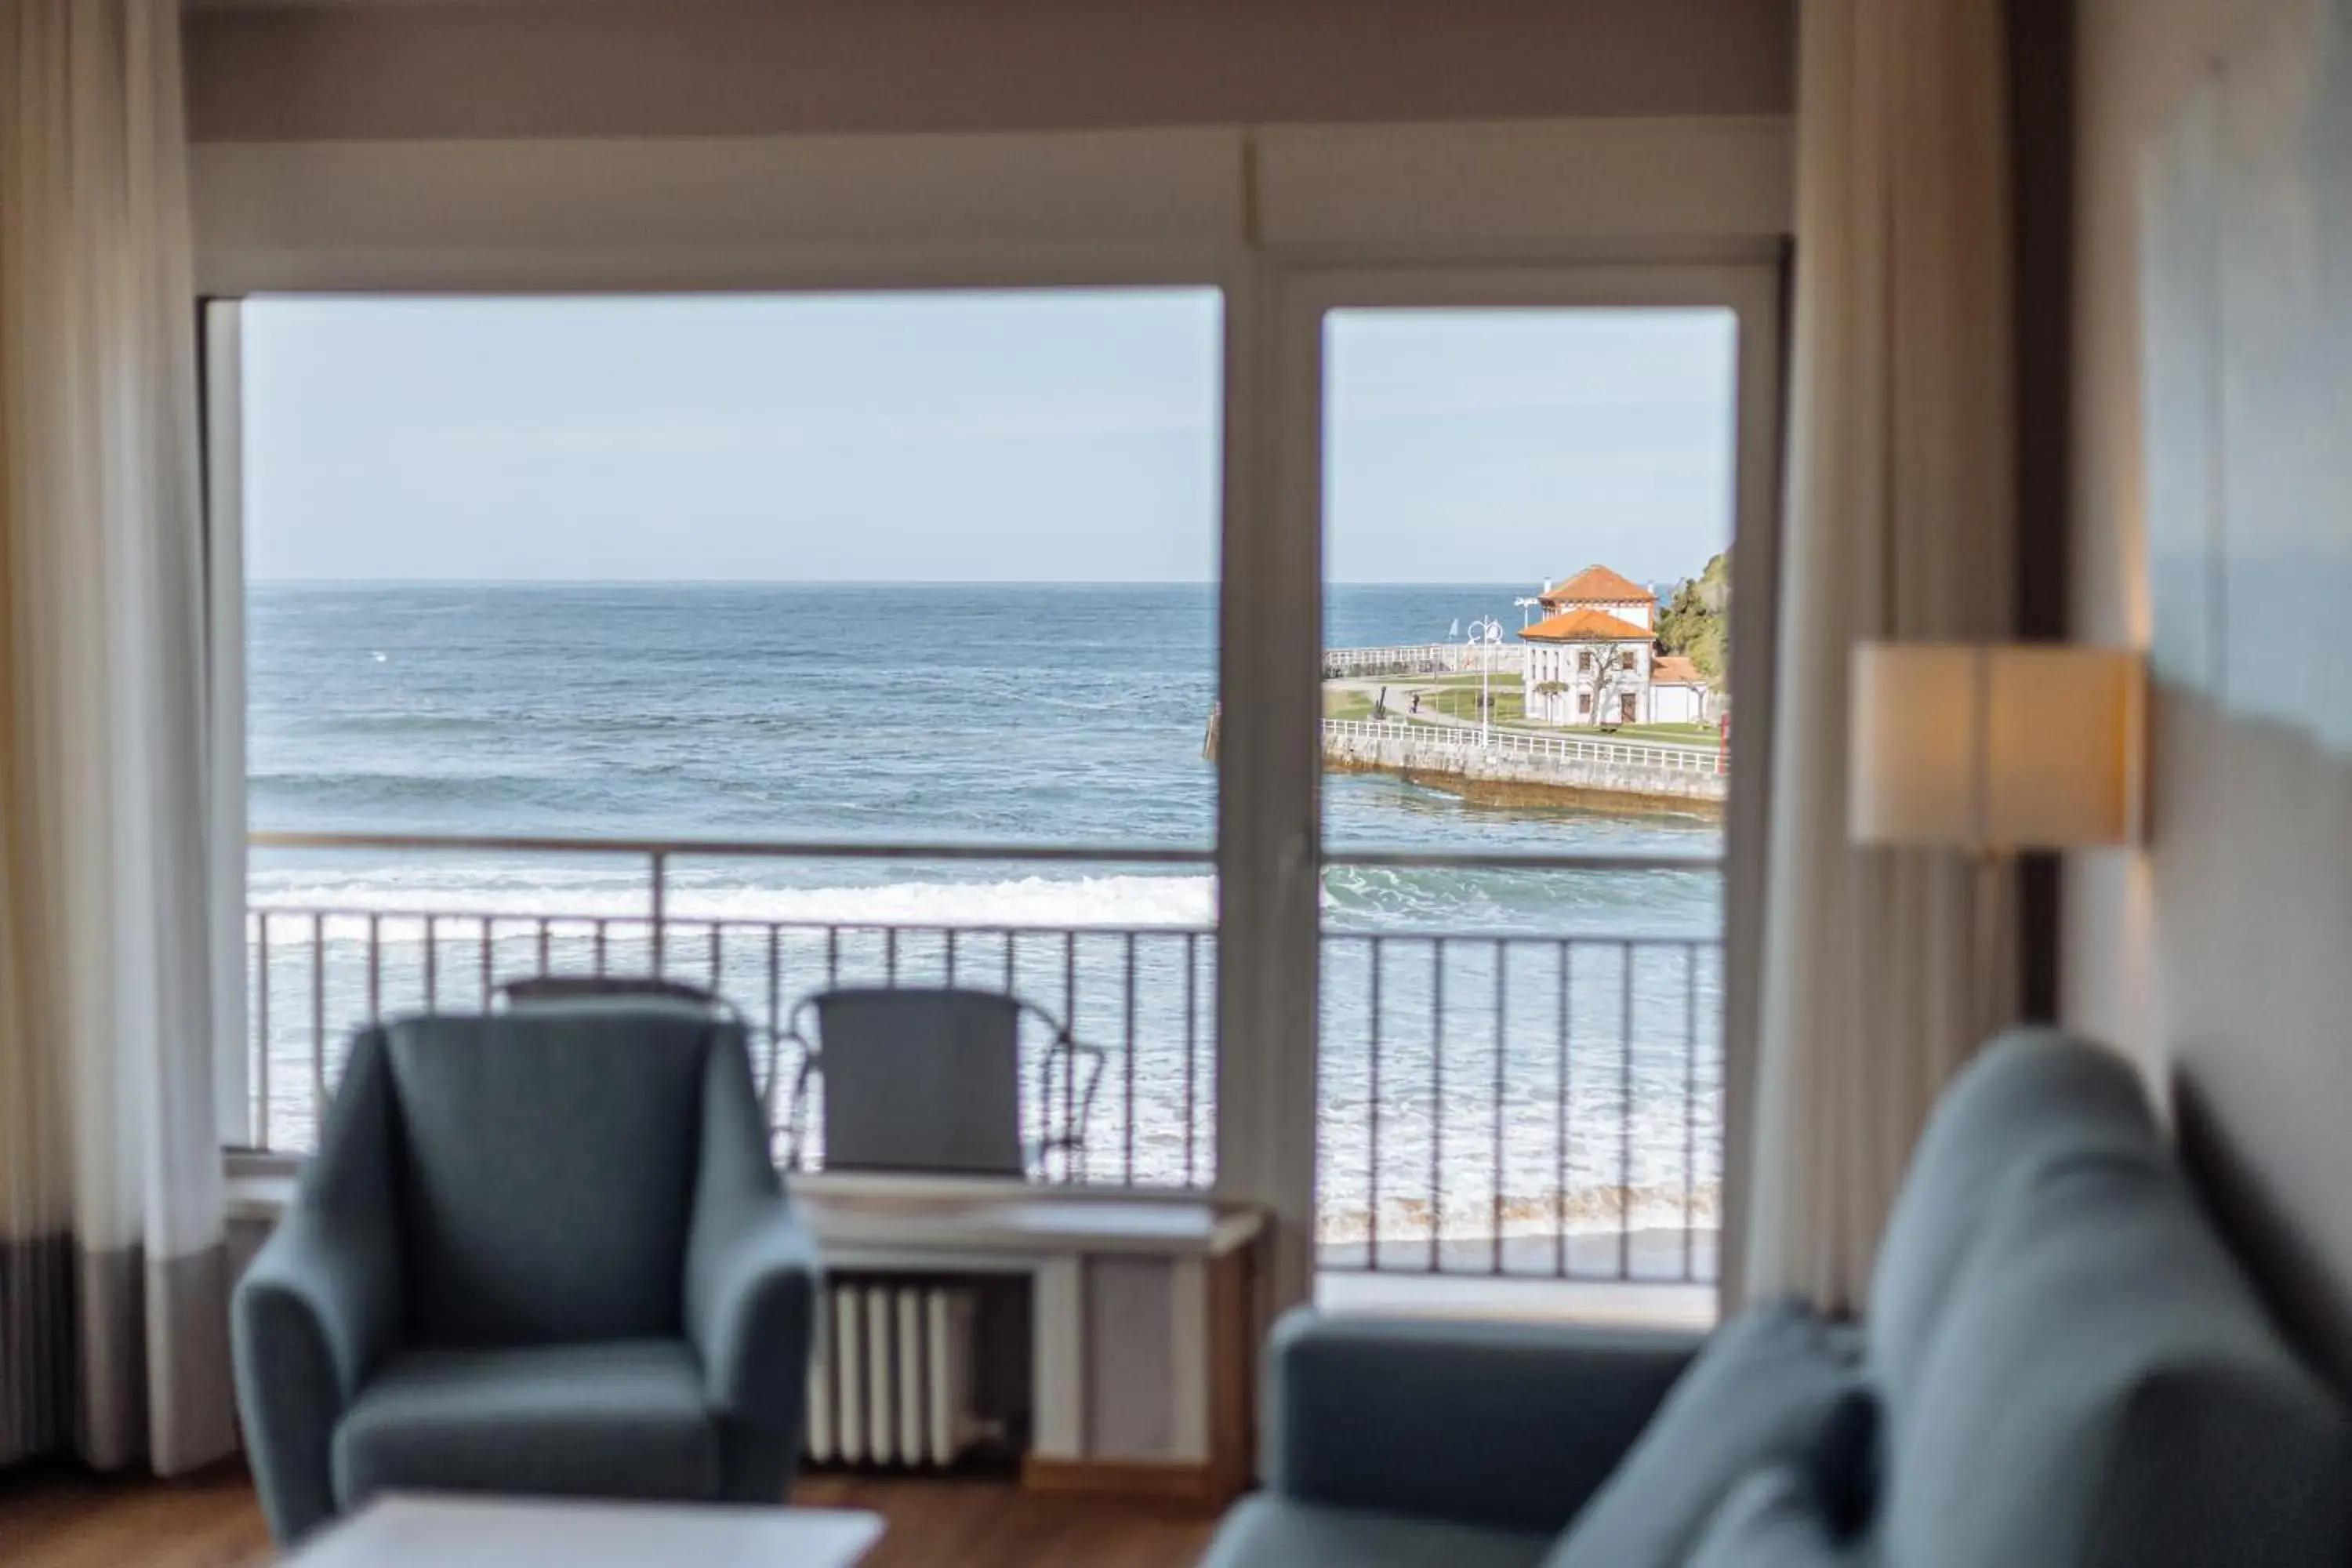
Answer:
[{"left": 806, "top": 1283, "right": 983, "bottom": 1468}]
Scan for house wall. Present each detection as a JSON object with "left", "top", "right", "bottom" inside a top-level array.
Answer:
[
  {"left": 2067, "top": 0, "right": 2352, "bottom": 1384},
  {"left": 1652, "top": 684, "right": 1704, "bottom": 725},
  {"left": 1544, "top": 597, "right": 1658, "bottom": 631},
  {"left": 1520, "top": 640, "right": 1653, "bottom": 725},
  {"left": 181, "top": 0, "right": 1795, "bottom": 144}
]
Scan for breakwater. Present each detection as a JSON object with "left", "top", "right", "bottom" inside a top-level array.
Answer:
[{"left": 1320, "top": 719, "right": 1725, "bottom": 811}]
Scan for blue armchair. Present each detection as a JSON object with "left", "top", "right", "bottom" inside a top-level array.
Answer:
[{"left": 232, "top": 1005, "right": 819, "bottom": 1544}]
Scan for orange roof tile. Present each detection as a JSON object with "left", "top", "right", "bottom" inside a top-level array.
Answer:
[
  {"left": 1538, "top": 564, "right": 1654, "bottom": 605},
  {"left": 1519, "top": 608, "right": 1653, "bottom": 643},
  {"left": 1652, "top": 655, "right": 1708, "bottom": 685}
]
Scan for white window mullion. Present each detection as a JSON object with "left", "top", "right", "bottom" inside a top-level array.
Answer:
[
  {"left": 1213, "top": 256, "right": 1324, "bottom": 1316},
  {"left": 201, "top": 299, "right": 252, "bottom": 1150}
]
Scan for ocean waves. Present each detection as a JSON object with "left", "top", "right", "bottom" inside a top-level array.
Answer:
[
  {"left": 249, "top": 855, "right": 1725, "bottom": 944},
  {"left": 244, "top": 585, "right": 1731, "bottom": 1254},
  {"left": 1320, "top": 860, "right": 1719, "bottom": 938},
  {"left": 251, "top": 862, "right": 1221, "bottom": 930}
]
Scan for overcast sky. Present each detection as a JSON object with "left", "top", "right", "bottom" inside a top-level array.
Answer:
[{"left": 242, "top": 292, "right": 1737, "bottom": 586}]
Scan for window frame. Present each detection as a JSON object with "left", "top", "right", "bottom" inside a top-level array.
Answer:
[
  {"left": 201, "top": 277, "right": 1247, "bottom": 1166},
  {"left": 1262, "top": 261, "right": 1785, "bottom": 1311},
  {"left": 194, "top": 121, "right": 1792, "bottom": 1315}
]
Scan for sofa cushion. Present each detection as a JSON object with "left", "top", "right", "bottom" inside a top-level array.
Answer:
[
  {"left": 1265, "top": 1311, "right": 1703, "bottom": 1532},
  {"left": 1867, "top": 1029, "right": 2165, "bottom": 1386},
  {"left": 1882, "top": 1154, "right": 2350, "bottom": 1568},
  {"left": 1544, "top": 1298, "right": 1871, "bottom": 1568},
  {"left": 332, "top": 1340, "right": 720, "bottom": 1509},
  {"left": 1199, "top": 1496, "right": 1552, "bottom": 1568},
  {"left": 1686, "top": 1467, "right": 1869, "bottom": 1568},
  {"left": 381, "top": 1011, "right": 720, "bottom": 1345}
]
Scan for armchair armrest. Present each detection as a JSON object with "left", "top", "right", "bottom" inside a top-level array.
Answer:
[
  {"left": 685, "top": 1192, "right": 821, "bottom": 1422},
  {"left": 687, "top": 1027, "right": 822, "bottom": 1425},
  {"left": 1267, "top": 1307, "right": 1704, "bottom": 1533},
  {"left": 233, "top": 1031, "right": 404, "bottom": 1545},
  {"left": 233, "top": 1203, "right": 402, "bottom": 1542}
]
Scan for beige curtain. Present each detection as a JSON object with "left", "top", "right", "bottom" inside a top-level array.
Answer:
[
  {"left": 1741, "top": 0, "right": 2020, "bottom": 1312},
  {"left": 0, "top": 0, "right": 237, "bottom": 1473}
]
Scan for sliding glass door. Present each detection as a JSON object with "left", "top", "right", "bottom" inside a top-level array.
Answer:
[{"left": 1247, "top": 265, "right": 1783, "bottom": 1317}]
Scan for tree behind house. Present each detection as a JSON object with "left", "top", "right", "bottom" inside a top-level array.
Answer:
[{"left": 1658, "top": 550, "right": 1731, "bottom": 686}]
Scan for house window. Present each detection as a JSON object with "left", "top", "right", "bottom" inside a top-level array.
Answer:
[
  {"left": 1578, "top": 691, "right": 1594, "bottom": 717},
  {"left": 1578, "top": 649, "right": 1595, "bottom": 673}
]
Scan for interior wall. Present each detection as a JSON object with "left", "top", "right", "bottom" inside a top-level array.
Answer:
[
  {"left": 2009, "top": 0, "right": 2078, "bottom": 1022},
  {"left": 181, "top": 0, "right": 1794, "bottom": 143},
  {"left": 2069, "top": 0, "right": 2352, "bottom": 1384}
]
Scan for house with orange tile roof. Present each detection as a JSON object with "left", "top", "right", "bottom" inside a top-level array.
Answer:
[
  {"left": 1517, "top": 565, "right": 1712, "bottom": 726},
  {"left": 1534, "top": 564, "right": 1658, "bottom": 631}
]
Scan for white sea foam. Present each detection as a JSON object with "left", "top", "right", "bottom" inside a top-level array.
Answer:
[
  {"left": 669, "top": 873, "right": 1218, "bottom": 928},
  {"left": 250, "top": 867, "right": 1221, "bottom": 930}
]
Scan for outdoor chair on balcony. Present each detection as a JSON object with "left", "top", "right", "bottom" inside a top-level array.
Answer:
[
  {"left": 778, "top": 986, "right": 1104, "bottom": 1181},
  {"left": 493, "top": 974, "right": 740, "bottom": 1015},
  {"left": 231, "top": 1004, "right": 819, "bottom": 1545}
]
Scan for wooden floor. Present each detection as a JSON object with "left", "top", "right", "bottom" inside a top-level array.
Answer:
[{"left": 0, "top": 1463, "right": 1221, "bottom": 1568}]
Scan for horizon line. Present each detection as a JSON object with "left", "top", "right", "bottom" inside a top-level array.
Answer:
[{"left": 245, "top": 576, "right": 1686, "bottom": 590}]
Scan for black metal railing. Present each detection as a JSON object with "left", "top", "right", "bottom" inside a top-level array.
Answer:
[
  {"left": 243, "top": 902, "right": 1218, "bottom": 1190},
  {"left": 242, "top": 833, "right": 1722, "bottom": 1283},
  {"left": 1316, "top": 931, "right": 1721, "bottom": 1285}
]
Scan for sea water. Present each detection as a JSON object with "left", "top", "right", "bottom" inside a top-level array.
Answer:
[{"left": 249, "top": 582, "right": 1724, "bottom": 1269}]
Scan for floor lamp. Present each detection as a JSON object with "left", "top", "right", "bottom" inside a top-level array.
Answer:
[{"left": 1848, "top": 643, "right": 2145, "bottom": 1036}]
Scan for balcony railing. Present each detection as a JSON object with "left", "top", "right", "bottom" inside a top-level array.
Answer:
[
  {"left": 1317, "top": 929, "right": 1720, "bottom": 1285},
  {"left": 243, "top": 833, "right": 1721, "bottom": 1285}
]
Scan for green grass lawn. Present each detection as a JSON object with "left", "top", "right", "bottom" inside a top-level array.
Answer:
[
  {"left": 1511, "top": 721, "right": 1719, "bottom": 742},
  {"left": 1406, "top": 685, "right": 1525, "bottom": 724},
  {"left": 1606, "top": 722, "right": 1719, "bottom": 742},
  {"left": 1323, "top": 682, "right": 1523, "bottom": 724},
  {"left": 1323, "top": 678, "right": 1718, "bottom": 738}
]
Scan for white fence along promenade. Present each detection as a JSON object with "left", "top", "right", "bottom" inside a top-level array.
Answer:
[
  {"left": 1323, "top": 644, "right": 1530, "bottom": 680},
  {"left": 1327, "top": 719, "right": 1731, "bottom": 804},
  {"left": 1322, "top": 719, "right": 1726, "bottom": 779}
]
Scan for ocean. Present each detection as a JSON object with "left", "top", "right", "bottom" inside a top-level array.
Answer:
[{"left": 249, "top": 583, "right": 1724, "bottom": 1267}]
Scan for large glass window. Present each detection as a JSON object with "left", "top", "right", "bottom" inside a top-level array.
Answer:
[
  {"left": 214, "top": 270, "right": 1777, "bottom": 1321},
  {"left": 234, "top": 291, "right": 1223, "bottom": 1181},
  {"left": 1316, "top": 307, "right": 1738, "bottom": 1301}
]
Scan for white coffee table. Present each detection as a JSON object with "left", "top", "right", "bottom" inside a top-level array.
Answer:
[{"left": 281, "top": 1494, "right": 884, "bottom": 1567}]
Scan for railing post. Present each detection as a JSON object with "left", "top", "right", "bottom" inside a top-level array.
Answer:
[
  {"left": 650, "top": 849, "right": 668, "bottom": 976},
  {"left": 255, "top": 913, "right": 271, "bottom": 1149}
]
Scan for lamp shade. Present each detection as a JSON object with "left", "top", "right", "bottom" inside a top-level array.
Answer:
[{"left": 1849, "top": 643, "right": 2143, "bottom": 851}]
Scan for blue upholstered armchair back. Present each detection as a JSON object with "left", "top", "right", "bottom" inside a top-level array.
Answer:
[{"left": 360, "top": 1012, "right": 726, "bottom": 1346}]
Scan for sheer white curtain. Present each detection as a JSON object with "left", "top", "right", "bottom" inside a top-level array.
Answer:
[
  {"left": 0, "top": 0, "right": 236, "bottom": 1473},
  {"left": 1741, "top": 0, "right": 2020, "bottom": 1312}
]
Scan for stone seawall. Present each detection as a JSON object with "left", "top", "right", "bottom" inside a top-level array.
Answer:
[{"left": 1321, "top": 725, "right": 1726, "bottom": 813}]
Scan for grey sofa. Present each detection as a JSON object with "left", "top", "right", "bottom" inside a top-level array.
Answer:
[
  {"left": 1204, "top": 1029, "right": 2352, "bottom": 1567},
  {"left": 232, "top": 1007, "right": 819, "bottom": 1544}
]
